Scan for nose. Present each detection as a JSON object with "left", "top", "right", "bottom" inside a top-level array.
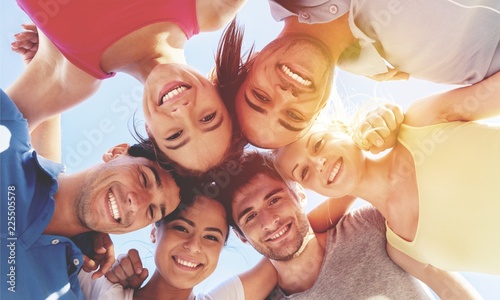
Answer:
[
  {"left": 183, "top": 235, "right": 202, "bottom": 253},
  {"left": 171, "top": 100, "right": 192, "bottom": 114},
  {"left": 261, "top": 209, "right": 280, "bottom": 232},
  {"left": 128, "top": 190, "right": 153, "bottom": 215},
  {"left": 277, "top": 82, "right": 299, "bottom": 97},
  {"left": 315, "top": 157, "right": 326, "bottom": 173}
]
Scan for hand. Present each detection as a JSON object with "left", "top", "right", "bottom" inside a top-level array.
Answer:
[
  {"left": 81, "top": 232, "right": 115, "bottom": 280},
  {"left": 10, "top": 24, "right": 39, "bottom": 66},
  {"left": 105, "top": 249, "right": 148, "bottom": 289},
  {"left": 354, "top": 103, "right": 404, "bottom": 154},
  {"left": 369, "top": 67, "right": 410, "bottom": 82}
]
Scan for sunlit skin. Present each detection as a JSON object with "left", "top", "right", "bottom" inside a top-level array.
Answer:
[
  {"left": 75, "top": 155, "right": 181, "bottom": 235},
  {"left": 143, "top": 63, "right": 232, "bottom": 171},
  {"left": 145, "top": 197, "right": 228, "bottom": 295},
  {"left": 235, "top": 35, "right": 334, "bottom": 149},
  {"left": 274, "top": 126, "right": 419, "bottom": 241},
  {"left": 232, "top": 173, "right": 310, "bottom": 261},
  {"left": 274, "top": 128, "right": 366, "bottom": 199}
]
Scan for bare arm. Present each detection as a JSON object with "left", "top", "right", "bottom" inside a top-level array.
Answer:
[
  {"left": 405, "top": 71, "right": 500, "bottom": 126},
  {"left": 238, "top": 258, "right": 278, "bottom": 299},
  {"left": 386, "top": 244, "right": 483, "bottom": 300},
  {"left": 307, "top": 196, "right": 356, "bottom": 233},
  {"left": 30, "top": 115, "right": 62, "bottom": 162},
  {"left": 196, "top": 0, "right": 247, "bottom": 31},
  {"left": 6, "top": 28, "right": 101, "bottom": 131}
]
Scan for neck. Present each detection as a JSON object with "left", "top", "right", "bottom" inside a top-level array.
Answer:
[
  {"left": 349, "top": 150, "right": 402, "bottom": 218},
  {"left": 44, "top": 172, "right": 91, "bottom": 237},
  {"left": 134, "top": 271, "right": 193, "bottom": 300},
  {"left": 101, "top": 22, "right": 188, "bottom": 83},
  {"left": 271, "top": 229, "right": 325, "bottom": 294},
  {"left": 281, "top": 13, "right": 356, "bottom": 63}
]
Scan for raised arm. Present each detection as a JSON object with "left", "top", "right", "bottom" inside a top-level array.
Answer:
[
  {"left": 307, "top": 196, "right": 356, "bottom": 233},
  {"left": 196, "top": 0, "right": 247, "bottom": 31},
  {"left": 405, "top": 71, "right": 500, "bottom": 126},
  {"left": 6, "top": 27, "right": 101, "bottom": 131},
  {"left": 238, "top": 258, "right": 278, "bottom": 299},
  {"left": 386, "top": 244, "right": 483, "bottom": 300}
]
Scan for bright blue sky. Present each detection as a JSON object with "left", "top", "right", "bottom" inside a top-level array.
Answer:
[{"left": 1, "top": 1, "right": 499, "bottom": 298}]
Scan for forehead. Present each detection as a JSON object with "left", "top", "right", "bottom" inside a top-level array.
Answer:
[
  {"left": 232, "top": 173, "right": 290, "bottom": 206},
  {"left": 177, "top": 197, "right": 228, "bottom": 233}
]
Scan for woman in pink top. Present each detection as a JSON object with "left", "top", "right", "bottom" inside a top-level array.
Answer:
[{"left": 8, "top": 0, "right": 247, "bottom": 175}]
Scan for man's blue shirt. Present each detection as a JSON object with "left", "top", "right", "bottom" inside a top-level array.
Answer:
[{"left": 1, "top": 90, "right": 84, "bottom": 299}]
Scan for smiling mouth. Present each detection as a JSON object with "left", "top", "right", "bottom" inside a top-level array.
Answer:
[
  {"left": 266, "top": 224, "right": 291, "bottom": 241},
  {"left": 281, "top": 64, "right": 312, "bottom": 87},
  {"left": 107, "top": 190, "right": 121, "bottom": 222},
  {"left": 173, "top": 256, "right": 202, "bottom": 269},
  {"left": 327, "top": 158, "right": 343, "bottom": 185},
  {"left": 160, "top": 85, "right": 190, "bottom": 105}
]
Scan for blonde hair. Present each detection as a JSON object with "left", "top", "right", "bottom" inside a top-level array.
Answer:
[{"left": 314, "top": 85, "right": 397, "bottom": 149}]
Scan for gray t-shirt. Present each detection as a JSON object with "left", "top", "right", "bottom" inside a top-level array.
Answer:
[{"left": 267, "top": 205, "right": 433, "bottom": 300}]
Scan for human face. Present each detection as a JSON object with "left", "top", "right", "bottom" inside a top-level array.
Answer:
[
  {"left": 274, "top": 128, "right": 365, "bottom": 198},
  {"left": 153, "top": 197, "right": 228, "bottom": 289},
  {"left": 232, "top": 173, "right": 310, "bottom": 261},
  {"left": 235, "top": 35, "right": 334, "bottom": 149},
  {"left": 77, "top": 155, "right": 181, "bottom": 234},
  {"left": 143, "top": 63, "right": 232, "bottom": 172}
]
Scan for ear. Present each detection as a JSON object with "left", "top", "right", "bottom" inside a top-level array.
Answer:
[
  {"left": 293, "top": 182, "right": 308, "bottom": 207},
  {"left": 232, "top": 228, "right": 248, "bottom": 244},
  {"left": 102, "top": 143, "right": 130, "bottom": 162},
  {"left": 207, "top": 67, "right": 218, "bottom": 85},
  {"left": 145, "top": 124, "right": 152, "bottom": 136},
  {"left": 150, "top": 224, "right": 157, "bottom": 243}
]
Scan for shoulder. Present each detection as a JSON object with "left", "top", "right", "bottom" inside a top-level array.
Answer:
[
  {"left": 200, "top": 275, "right": 244, "bottom": 300},
  {"left": 337, "top": 205, "right": 386, "bottom": 234},
  {"left": 78, "top": 271, "right": 133, "bottom": 300},
  {"left": 196, "top": 0, "right": 246, "bottom": 31}
]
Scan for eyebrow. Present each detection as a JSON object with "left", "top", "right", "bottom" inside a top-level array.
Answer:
[
  {"left": 236, "top": 188, "right": 284, "bottom": 224},
  {"left": 278, "top": 119, "right": 306, "bottom": 132},
  {"left": 164, "top": 115, "right": 224, "bottom": 150},
  {"left": 178, "top": 217, "right": 224, "bottom": 236},
  {"left": 245, "top": 92, "right": 306, "bottom": 132},
  {"left": 147, "top": 165, "right": 162, "bottom": 188},
  {"left": 245, "top": 93, "right": 267, "bottom": 114}
]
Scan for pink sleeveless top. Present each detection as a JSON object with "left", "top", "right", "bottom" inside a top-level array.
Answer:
[{"left": 17, "top": 0, "right": 200, "bottom": 79}]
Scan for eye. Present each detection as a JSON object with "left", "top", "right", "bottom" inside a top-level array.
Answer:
[
  {"left": 245, "top": 212, "right": 257, "bottom": 224},
  {"left": 166, "top": 130, "right": 183, "bottom": 141},
  {"left": 141, "top": 172, "right": 148, "bottom": 188},
  {"left": 205, "top": 235, "right": 220, "bottom": 242},
  {"left": 200, "top": 112, "right": 216, "bottom": 123},
  {"left": 286, "top": 110, "right": 305, "bottom": 122},
  {"left": 313, "top": 138, "right": 324, "bottom": 153},
  {"left": 173, "top": 225, "right": 188, "bottom": 233},
  {"left": 300, "top": 166, "right": 309, "bottom": 181},
  {"left": 270, "top": 197, "right": 281, "bottom": 205},
  {"left": 148, "top": 205, "right": 155, "bottom": 220},
  {"left": 253, "top": 90, "right": 270, "bottom": 103}
]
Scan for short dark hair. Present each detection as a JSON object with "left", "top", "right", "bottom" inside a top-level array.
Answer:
[{"left": 215, "top": 150, "right": 287, "bottom": 236}]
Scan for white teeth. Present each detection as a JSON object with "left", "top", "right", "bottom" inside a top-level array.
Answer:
[
  {"left": 327, "top": 159, "right": 342, "bottom": 184},
  {"left": 161, "top": 85, "right": 188, "bottom": 103},
  {"left": 269, "top": 226, "right": 288, "bottom": 240},
  {"left": 108, "top": 191, "right": 120, "bottom": 221},
  {"left": 281, "top": 65, "right": 312, "bottom": 87},
  {"left": 175, "top": 257, "right": 200, "bottom": 268}
]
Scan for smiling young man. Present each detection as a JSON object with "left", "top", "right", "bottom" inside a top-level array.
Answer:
[
  {"left": 225, "top": 0, "right": 499, "bottom": 149},
  {"left": 221, "top": 151, "right": 481, "bottom": 299},
  {"left": 0, "top": 88, "right": 181, "bottom": 299}
]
